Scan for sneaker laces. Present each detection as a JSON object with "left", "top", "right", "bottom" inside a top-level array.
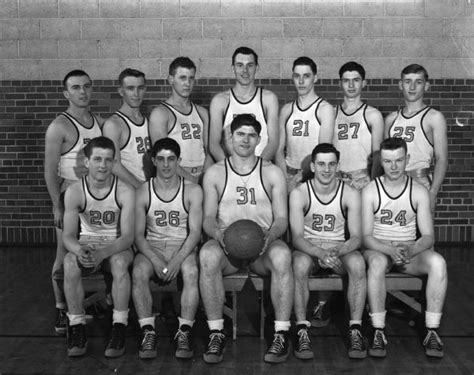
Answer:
[
  {"left": 373, "top": 329, "right": 387, "bottom": 349},
  {"left": 69, "top": 325, "right": 86, "bottom": 348},
  {"left": 141, "top": 328, "right": 157, "bottom": 351},
  {"left": 207, "top": 332, "right": 225, "bottom": 354},
  {"left": 267, "top": 333, "right": 286, "bottom": 354},
  {"left": 297, "top": 328, "right": 311, "bottom": 351},
  {"left": 423, "top": 330, "right": 443, "bottom": 349},
  {"left": 174, "top": 328, "right": 191, "bottom": 350},
  {"left": 108, "top": 324, "right": 125, "bottom": 349},
  {"left": 349, "top": 329, "right": 364, "bottom": 350},
  {"left": 56, "top": 310, "right": 67, "bottom": 326}
]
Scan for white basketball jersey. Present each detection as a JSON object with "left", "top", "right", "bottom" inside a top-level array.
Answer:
[
  {"left": 372, "top": 177, "right": 417, "bottom": 242},
  {"left": 115, "top": 111, "right": 150, "bottom": 182},
  {"left": 303, "top": 180, "right": 346, "bottom": 241},
  {"left": 146, "top": 177, "right": 188, "bottom": 242},
  {"left": 162, "top": 102, "right": 206, "bottom": 169},
  {"left": 333, "top": 103, "right": 372, "bottom": 172},
  {"left": 79, "top": 176, "right": 121, "bottom": 238},
  {"left": 58, "top": 112, "right": 102, "bottom": 181},
  {"left": 285, "top": 98, "right": 324, "bottom": 169},
  {"left": 217, "top": 158, "right": 273, "bottom": 231},
  {"left": 223, "top": 88, "right": 268, "bottom": 157},
  {"left": 388, "top": 107, "right": 433, "bottom": 171}
]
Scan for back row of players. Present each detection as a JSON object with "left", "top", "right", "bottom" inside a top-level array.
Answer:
[{"left": 44, "top": 46, "right": 448, "bottom": 363}]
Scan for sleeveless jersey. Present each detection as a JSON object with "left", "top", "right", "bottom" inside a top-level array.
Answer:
[
  {"left": 388, "top": 107, "right": 433, "bottom": 171},
  {"left": 223, "top": 87, "right": 268, "bottom": 157},
  {"left": 303, "top": 180, "right": 346, "bottom": 242},
  {"left": 79, "top": 176, "right": 121, "bottom": 238},
  {"left": 115, "top": 111, "right": 150, "bottom": 182},
  {"left": 333, "top": 103, "right": 372, "bottom": 172},
  {"left": 285, "top": 98, "right": 324, "bottom": 169},
  {"left": 145, "top": 177, "right": 188, "bottom": 242},
  {"left": 162, "top": 102, "right": 206, "bottom": 169},
  {"left": 372, "top": 177, "right": 417, "bottom": 241},
  {"left": 217, "top": 158, "right": 273, "bottom": 231},
  {"left": 58, "top": 112, "right": 102, "bottom": 181}
]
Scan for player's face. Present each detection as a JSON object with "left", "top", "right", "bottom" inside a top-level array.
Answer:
[
  {"left": 63, "top": 75, "right": 92, "bottom": 108},
  {"left": 399, "top": 72, "right": 429, "bottom": 103},
  {"left": 153, "top": 149, "right": 179, "bottom": 180},
  {"left": 340, "top": 71, "right": 365, "bottom": 99},
  {"left": 232, "top": 54, "right": 258, "bottom": 86},
  {"left": 119, "top": 76, "right": 146, "bottom": 109},
  {"left": 292, "top": 65, "right": 317, "bottom": 97},
  {"left": 169, "top": 67, "right": 196, "bottom": 99},
  {"left": 311, "top": 152, "right": 338, "bottom": 186},
  {"left": 84, "top": 147, "right": 115, "bottom": 182},
  {"left": 380, "top": 147, "right": 408, "bottom": 181},
  {"left": 231, "top": 125, "right": 260, "bottom": 157}
]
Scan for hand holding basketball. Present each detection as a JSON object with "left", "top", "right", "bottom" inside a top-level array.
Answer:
[{"left": 223, "top": 220, "right": 265, "bottom": 261}]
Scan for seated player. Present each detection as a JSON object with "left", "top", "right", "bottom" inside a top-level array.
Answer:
[
  {"left": 132, "top": 138, "right": 202, "bottom": 360},
  {"left": 62, "top": 136, "right": 135, "bottom": 357},
  {"left": 290, "top": 143, "right": 367, "bottom": 359},
  {"left": 200, "top": 114, "right": 293, "bottom": 364},
  {"left": 362, "top": 137, "right": 447, "bottom": 358}
]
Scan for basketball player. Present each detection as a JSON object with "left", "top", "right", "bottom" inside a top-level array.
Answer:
[
  {"left": 208, "top": 46, "right": 279, "bottom": 161},
  {"left": 362, "top": 137, "right": 447, "bottom": 358},
  {"left": 44, "top": 70, "right": 102, "bottom": 335},
  {"left": 333, "top": 61, "right": 384, "bottom": 188},
  {"left": 200, "top": 114, "right": 293, "bottom": 364},
  {"left": 149, "top": 57, "right": 210, "bottom": 184},
  {"left": 385, "top": 64, "right": 448, "bottom": 212},
  {"left": 132, "top": 138, "right": 202, "bottom": 360},
  {"left": 290, "top": 143, "right": 367, "bottom": 359},
  {"left": 62, "top": 136, "right": 135, "bottom": 357},
  {"left": 103, "top": 68, "right": 151, "bottom": 188},
  {"left": 275, "top": 56, "right": 335, "bottom": 192}
]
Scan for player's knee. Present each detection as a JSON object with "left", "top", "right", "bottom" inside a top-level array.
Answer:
[
  {"left": 346, "top": 252, "right": 366, "bottom": 277},
  {"left": 132, "top": 260, "right": 149, "bottom": 283},
  {"left": 292, "top": 251, "right": 312, "bottom": 278},
  {"left": 181, "top": 261, "right": 199, "bottom": 283},
  {"left": 428, "top": 252, "right": 447, "bottom": 277},
  {"left": 267, "top": 244, "right": 292, "bottom": 272},
  {"left": 109, "top": 253, "right": 132, "bottom": 275},
  {"left": 199, "top": 241, "right": 223, "bottom": 271},
  {"left": 63, "top": 252, "right": 80, "bottom": 277},
  {"left": 367, "top": 253, "right": 388, "bottom": 275}
]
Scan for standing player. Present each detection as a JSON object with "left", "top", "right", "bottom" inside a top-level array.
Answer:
[
  {"left": 362, "top": 137, "right": 447, "bottom": 358},
  {"left": 149, "top": 57, "right": 210, "bottom": 184},
  {"left": 200, "top": 114, "right": 293, "bottom": 364},
  {"left": 208, "top": 46, "right": 279, "bottom": 161},
  {"left": 103, "top": 68, "right": 151, "bottom": 188},
  {"left": 333, "top": 61, "right": 384, "bottom": 188},
  {"left": 62, "top": 136, "right": 135, "bottom": 357},
  {"left": 132, "top": 138, "right": 202, "bottom": 360},
  {"left": 385, "top": 64, "right": 448, "bottom": 212},
  {"left": 276, "top": 56, "right": 335, "bottom": 192},
  {"left": 290, "top": 143, "right": 367, "bottom": 359},
  {"left": 44, "top": 70, "right": 102, "bottom": 335}
]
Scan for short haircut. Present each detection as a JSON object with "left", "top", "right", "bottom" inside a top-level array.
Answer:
[
  {"left": 118, "top": 68, "right": 145, "bottom": 85},
  {"left": 83, "top": 136, "right": 115, "bottom": 158},
  {"left": 169, "top": 57, "right": 196, "bottom": 76},
  {"left": 401, "top": 64, "right": 429, "bottom": 81},
  {"left": 232, "top": 46, "right": 258, "bottom": 66},
  {"left": 339, "top": 61, "right": 366, "bottom": 80},
  {"left": 380, "top": 137, "right": 408, "bottom": 154},
  {"left": 63, "top": 70, "right": 90, "bottom": 89},
  {"left": 150, "top": 137, "right": 181, "bottom": 159},
  {"left": 230, "top": 113, "right": 262, "bottom": 135},
  {"left": 292, "top": 56, "right": 317, "bottom": 75},
  {"left": 311, "top": 143, "right": 340, "bottom": 163}
]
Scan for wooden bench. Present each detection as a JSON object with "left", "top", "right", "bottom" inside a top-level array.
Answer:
[
  {"left": 249, "top": 272, "right": 423, "bottom": 339},
  {"left": 53, "top": 269, "right": 248, "bottom": 340}
]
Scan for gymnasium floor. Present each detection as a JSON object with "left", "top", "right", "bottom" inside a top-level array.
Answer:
[{"left": 1, "top": 245, "right": 473, "bottom": 375}]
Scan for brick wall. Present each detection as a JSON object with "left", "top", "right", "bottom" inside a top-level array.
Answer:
[{"left": 0, "top": 78, "right": 473, "bottom": 244}]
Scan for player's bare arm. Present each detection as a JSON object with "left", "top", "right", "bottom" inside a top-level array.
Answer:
[
  {"left": 149, "top": 104, "right": 172, "bottom": 145},
  {"left": 338, "top": 184, "right": 362, "bottom": 256},
  {"left": 259, "top": 90, "right": 279, "bottom": 161},
  {"left": 202, "top": 162, "right": 226, "bottom": 244},
  {"left": 383, "top": 111, "right": 398, "bottom": 139},
  {"left": 197, "top": 104, "right": 214, "bottom": 170},
  {"left": 366, "top": 106, "right": 384, "bottom": 178},
  {"left": 275, "top": 102, "right": 292, "bottom": 177},
  {"left": 62, "top": 181, "right": 86, "bottom": 256},
  {"left": 209, "top": 92, "right": 230, "bottom": 162},
  {"left": 317, "top": 100, "right": 336, "bottom": 144}
]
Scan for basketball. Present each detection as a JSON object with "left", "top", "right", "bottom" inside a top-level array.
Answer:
[{"left": 223, "top": 219, "right": 265, "bottom": 260}]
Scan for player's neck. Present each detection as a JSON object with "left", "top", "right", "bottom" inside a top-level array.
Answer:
[
  {"left": 86, "top": 174, "right": 113, "bottom": 194},
  {"left": 230, "top": 154, "right": 257, "bottom": 173},
  {"left": 403, "top": 100, "right": 426, "bottom": 116},
  {"left": 382, "top": 173, "right": 407, "bottom": 190},
  {"left": 297, "top": 90, "right": 318, "bottom": 107},
  {"left": 167, "top": 93, "right": 191, "bottom": 111},
  {"left": 66, "top": 105, "right": 89, "bottom": 120},
  {"left": 119, "top": 104, "right": 142, "bottom": 122},
  {"left": 233, "top": 83, "right": 257, "bottom": 99},
  {"left": 312, "top": 178, "right": 338, "bottom": 197},
  {"left": 154, "top": 174, "right": 180, "bottom": 190},
  {"left": 342, "top": 96, "right": 363, "bottom": 111}
]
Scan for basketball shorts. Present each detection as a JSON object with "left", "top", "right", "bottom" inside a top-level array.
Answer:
[
  {"left": 147, "top": 239, "right": 186, "bottom": 263},
  {"left": 337, "top": 168, "right": 370, "bottom": 191},
  {"left": 181, "top": 165, "right": 204, "bottom": 178},
  {"left": 407, "top": 168, "right": 432, "bottom": 190},
  {"left": 372, "top": 239, "right": 417, "bottom": 273}
]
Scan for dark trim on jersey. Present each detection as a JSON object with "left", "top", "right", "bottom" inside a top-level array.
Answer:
[
  {"left": 227, "top": 87, "right": 268, "bottom": 125},
  {"left": 295, "top": 97, "right": 321, "bottom": 113},
  {"left": 59, "top": 111, "right": 98, "bottom": 156},
  {"left": 303, "top": 181, "right": 312, "bottom": 217},
  {"left": 362, "top": 103, "right": 372, "bottom": 133},
  {"left": 374, "top": 176, "right": 413, "bottom": 214},
  {"left": 338, "top": 102, "right": 365, "bottom": 117},
  {"left": 115, "top": 110, "right": 146, "bottom": 127},
  {"left": 420, "top": 107, "right": 434, "bottom": 147},
  {"left": 159, "top": 101, "right": 179, "bottom": 135},
  {"left": 304, "top": 179, "right": 346, "bottom": 219},
  {"left": 377, "top": 175, "right": 409, "bottom": 201},
  {"left": 400, "top": 105, "right": 430, "bottom": 120},
  {"left": 80, "top": 175, "right": 118, "bottom": 212},
  {"left": 388, "top": 106, "right": 432, "bottom": 142},
  {"left": 337, "top": 102, "right": 371, "bottom": 134},
  {"left": 373, "top": 178, "right": 382, "bottom": 213},
  {"left": 230, "top": 87, "right": 258, "bottom": 105},
  {"left": 259, "top": 158, "right": 272, "bottom": 202},
  {"left": 161, "top": 101, "right": 193, "bottom": 117},
  {"left": 227, "top": 156, "right": 259, "bottom": 177},
  {"left": 314, "top": 98, "right": 326, "bottom": 125},
  {"left": 152, "top": 176, "right": 181, "bottom": 203},
  {"left": 408, "top": 178, "right": 417, "bottom": 214}
]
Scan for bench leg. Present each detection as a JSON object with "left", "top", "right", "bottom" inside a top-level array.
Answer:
[
  {"left": 260, "top": 290, "right": 265, "bottom": 340},
  {"left": 388, "top": 291, "right": 422, "bottom": 314},
  {"left": 222, "top": 292, "right": 238, "bottom": 340}
]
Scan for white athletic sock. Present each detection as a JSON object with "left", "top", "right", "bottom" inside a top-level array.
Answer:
[
  {"left": 425, "top": 311, "right": 442, "bottom": 329},
  {"left": 207, "top": 319, "right": 224, "bottom": 331},
  {"left": 369, "top": 311, "right": 386, "bottom": 329},
  {"left": 139, "top": 317, "right": 155, "bottom": 329},
  {"left": 349, "top": 320, "right": 362, "bottom": 327},
  {"left": 296, "top": 320, "right": 311, "bottom": 328},
  {"left": 112, "top": 309, "right": 129, "bottom": 326},
  {"left": 274, "top": 320, "right": 291, "bottom": 332},
  {"left": 178, "top": 317, "right": 195, "bottom": 328},
  {"left": 67, "top": 312, "right": 86, "bottom": 326}
]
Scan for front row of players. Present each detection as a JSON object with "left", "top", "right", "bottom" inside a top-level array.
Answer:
[{"left": 62, "top": 114, "right": 447, "bottom": 363}]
